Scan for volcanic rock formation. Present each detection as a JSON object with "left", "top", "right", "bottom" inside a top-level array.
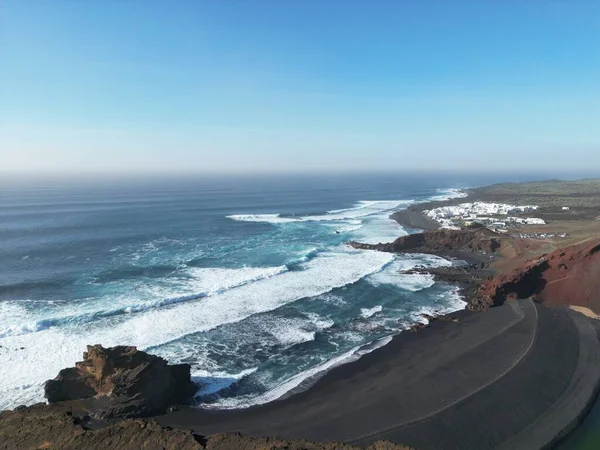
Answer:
[
  {"left": 477, "top": 239, "right": 600, "bottom": 311},
  {"left": 44, "top": 344, "right": 197, "bottom": 419},
  {"left": 349, "top": 228, "right": 503, "bottom": 254},
  {"left": 0, "top": 403, "right": 413, "bottom": 450}
]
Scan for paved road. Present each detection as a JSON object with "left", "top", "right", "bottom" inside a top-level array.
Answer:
[{"left": 158, "top": 299, "right": 600, "bottom": 450}]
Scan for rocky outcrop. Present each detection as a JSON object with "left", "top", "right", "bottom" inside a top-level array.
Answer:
[
  {"left": 477, "top": 239, "right": 600, "bottom": 311},
  {"left": 350, "top": 229, "right": 510, "bottom": 311},
  {"left": 44, "top": 345, "right": 197, "bottom": 419},
  {"left": 405, "top": 265, "right": 493, "bottom": 311},
  {"left": 0, "top": 403, "right": 414, "bottom": 450},
  {"left": 206, "top": 433, "right": 413, "bottom": 450},
  {"left": 349, "top": 229, "right": 503, "bottom": 255},
  {"left": 0, "top": 403, "right": 202, "bottom": 450}
]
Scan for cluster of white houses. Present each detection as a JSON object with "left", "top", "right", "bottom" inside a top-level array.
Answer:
[
  {"left": 518, "top": 232, "right": 568, "bottom": 239},
  {"left": 424, "top": 202, "right": 546, "bottom": 230}
]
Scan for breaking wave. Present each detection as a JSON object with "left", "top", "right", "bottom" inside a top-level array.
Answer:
[
  {"left": 0, "top": 265, "right": 289, "bottom": 339},
  {"left": 227, "top": 200, "right": 415, "bottom": 224},
  {"left": 226, "top": 214, "right": 299, "bottom": 224},
  {"left": 360, "top": 305, "right": 383, "bottom": 318},
  {"left": 0, "top": 248, "right": 394, "bottom": 408}
]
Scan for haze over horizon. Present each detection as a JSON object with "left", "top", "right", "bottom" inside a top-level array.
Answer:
[{"left": 1, "top": 1, "right": 599, "bottom": 175}]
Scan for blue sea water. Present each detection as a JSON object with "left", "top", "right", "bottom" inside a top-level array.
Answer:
[{"left": 0, "top": 172, "right": 541, "bottom": 409}]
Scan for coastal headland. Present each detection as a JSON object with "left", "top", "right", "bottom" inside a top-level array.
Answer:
[{"left": 3, "top": 179, "right": 600, "bottom": 450}]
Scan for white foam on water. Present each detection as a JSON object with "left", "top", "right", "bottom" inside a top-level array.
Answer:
[
  {"left": 436, "top": 285, "right": 468, "bottom": 312},
  {"left": 427, "top": 188, "right": 468, "bottom": 202},
  {"left": 228, "top": 200, "right": 414, "bottom": 225},
  {"left": 337, "top": 331, "right": 365, "bottom": 343},
  {"left": 302, "top": 200, "right": 413, "bottom": 222},
  {"left": 0, "top": 302, "right": 38, "bottom": 339},
  {"left": 391, "top": 253, "right": 453, "bottom": 270},
  {"left": 370, "top": 272, "right": 435, "bottom": 292},
  {"left": 192, "top": 367, "right": 258, "bottom": 397},
  {"left": 304, "top": 312, "right": 334, "bottom": 330},
  {"left": 258, "top": 312, "right": 334, "bottom": 347},
  {"left": 367, "top": 255, "right": 451, "bottom": 292},
  {"left": 265, "top": 317, "right": 317, "bottom": 346},
  {"left": 0, "top": 248, "right": 394, "bottom": 409},
  {"left": 285, "top": 247, "right": 319, "bottom": 265},
  {"left": 348, "top": 214, "right": 408, "bottom": 245},
  {"left": 319, "top": 294, "right": 347, "bottom": 306},
  {"left": 326, "top": 201, "right": 404, "bottom": 215},
  {"left": 405, "top": 286, "right": 468, "bottom": 326},
  {"left": 229, "top": 200, "right": 414, "bottom": 247},
  {"left": 0, "top": 265, "right": 289, "bottom": 339},
  {"left": 227, "top": 214, "right": 299, "bottom": 223},
  {"left": 326, "top": 222, "right": 364, "bottom": 234},
  {"left": 184, "top": 266, "right": 288, "bottom": 296},
  {"left": 201, "top": 335, "right": 394, "bottom": 409},
  {"left": 360, "top": 305, "right": 383, "bottom": 318}
]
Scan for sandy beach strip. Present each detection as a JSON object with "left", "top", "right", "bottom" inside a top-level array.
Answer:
[{"left": 391, "top": 208, "right": 440, "bottom": 231}]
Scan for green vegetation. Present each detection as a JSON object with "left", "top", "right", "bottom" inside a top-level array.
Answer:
[{"left": 467, "top": 179, "right": 600, "bottom": 208}]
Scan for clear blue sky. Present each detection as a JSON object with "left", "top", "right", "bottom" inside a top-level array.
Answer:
[{"left": 1, "top": 0, "right": 599, "bottom": 174}]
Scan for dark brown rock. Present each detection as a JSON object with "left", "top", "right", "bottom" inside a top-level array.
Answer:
[
  {"left": 349, "top": 228, "right": 503, "bottom": 254},
  {"left": 0, "top": 403, "right": 414, "bottom": 450},
  {"left": 205, "top": 432, "right": 412, "bottom": 449},
  {"left": 0, "top": 403, "right": 205, "bottom": 450},
  {"left": 44, "top": 345, "right": 197, "bottom": 419}
]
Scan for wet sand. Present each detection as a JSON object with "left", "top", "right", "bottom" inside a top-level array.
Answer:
[{"left": 157, "top": 300, "right": 600, "bottom": 449}]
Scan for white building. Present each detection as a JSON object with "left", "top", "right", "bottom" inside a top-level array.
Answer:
[
  {"left": 424, "top": 202, "right": 544, "bottom": 229},
  {"left": 524, "top": 218, "right": 546, "bottom": 225}
]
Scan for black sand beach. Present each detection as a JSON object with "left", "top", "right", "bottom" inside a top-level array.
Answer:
[
  {"left": 156, "top": 299, "right": 600, "bottom": 449},
  {"left": 391, "top": 209, "right": 440, "bottom": 231}
]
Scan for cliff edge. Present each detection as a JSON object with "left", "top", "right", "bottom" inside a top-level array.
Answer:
[
  {"left": 349, "top": 228, "right": 505, "bottom": 255},
  {"left": 0, "top": 403, "right": 412, "bottom": 450},
  {"left": 478, "top": 239, "right": 600, "bottom": 313}
]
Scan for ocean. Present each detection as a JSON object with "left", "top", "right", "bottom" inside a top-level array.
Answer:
[{"left": 0, "top": 172, "right": 537, "bottom": 410}]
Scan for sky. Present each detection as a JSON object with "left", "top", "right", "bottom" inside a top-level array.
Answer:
[{"left": 1, "top": 0, "right": 600, "bottom": 175}]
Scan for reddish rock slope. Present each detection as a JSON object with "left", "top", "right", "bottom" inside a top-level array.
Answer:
[{"left": 477, "top": 239, "right": 600, "bottom": 312}]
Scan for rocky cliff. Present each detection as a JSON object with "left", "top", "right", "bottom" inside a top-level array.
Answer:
[
  {"left": 0, "top": 403, "right": 412, "bottom": 450},
  {"left": 349, "top": 228, "right": 503, "bottom": 255},
  {"left": 477, "top": 239, "right": 600, "bottom": 311},
  {"left": 45, "top": 344, "right": 197, "bottom": 419}
]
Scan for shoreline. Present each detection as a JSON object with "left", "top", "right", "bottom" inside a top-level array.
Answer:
[
  {"left": 155, "top": 299, "right": 600, "bottom": 450},
  {"left": 156, "top": 306, "right": 476, "bottom": 424},
  {"left": 184, "top": 191, "right": 486, "bottom": 412},
  {"left": 391, "top": 208, "right": 440, "bottom": 231},
  {"left": 187, "top": 193, "right": 486, "bottom": 412},
  {"left": 191, "top": 303, "right": 468, "bottom": 412},
  {"left": 154, "top": 177, "right": 600, "bottom": 447}
]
